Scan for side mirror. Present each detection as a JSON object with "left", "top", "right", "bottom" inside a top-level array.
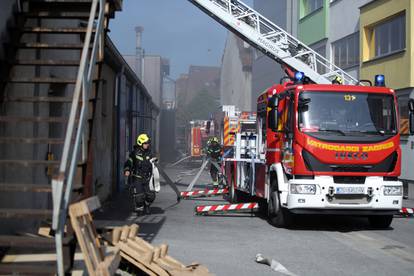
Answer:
[
  {"left": 409, "top": 99, "right": 414, "bottom": 135},
  {"left": 409, "top": 99, "right": 414, "bottom": 112},
  {"left": 268, "top": 96, "right": 279, "bottom": 132}
]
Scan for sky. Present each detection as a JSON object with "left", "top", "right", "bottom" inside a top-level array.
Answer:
[{"left": 109, "top": 0, "right": 253, "bottom": 79}]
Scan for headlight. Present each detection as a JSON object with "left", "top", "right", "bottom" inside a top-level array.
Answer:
[
  {"left": 383, "top": 186, "right": 402, "bottom": 196},
  {"left": 290, "top": 184, "right": 316, "bottom": 194}
]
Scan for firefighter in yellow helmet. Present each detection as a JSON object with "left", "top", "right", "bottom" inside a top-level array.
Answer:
[
  {"left": 205, "top": 136, "right": 222, "bottom": 188},
  {"left": 124, "top": 134, "right": 156, "bottom": 215}
]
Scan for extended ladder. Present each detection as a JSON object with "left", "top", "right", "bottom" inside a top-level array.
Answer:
[{"left": 188, "top": 0, "right": 359, "bottom": 85}]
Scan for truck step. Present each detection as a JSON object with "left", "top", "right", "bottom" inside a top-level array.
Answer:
[
  {"left": 0, "top": 137, "right": 65, "bottom": 144},
  {"left": 181, "top": 188, "right": 228, "bottom": 199},
  {"left": 195, "top": 202, "right": 259, "bottom": 215},
  {"left": 11, "top": 59, "right": 80, "bottom": 66},
  {"left": 7, "top": 77, "right": 76, "bottom": 84},
  {"left": 0, "top": 184, "right": 51, "bottom": 193},
  {"left": 0, "top": 209, "right": 52, "bottom": 219}
]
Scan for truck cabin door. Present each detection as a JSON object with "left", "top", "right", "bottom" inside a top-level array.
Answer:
[{"left": 281, "top": 93, "right": 295, "bottom": 175}]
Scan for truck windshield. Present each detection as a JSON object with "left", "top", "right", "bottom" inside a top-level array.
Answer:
[{"left": 298, "top": 91, "right": 397, "bottom": 136}]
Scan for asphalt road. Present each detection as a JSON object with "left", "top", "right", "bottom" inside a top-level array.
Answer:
[{"left": 99, "top": 163, "right": 414, "bottom": 276}]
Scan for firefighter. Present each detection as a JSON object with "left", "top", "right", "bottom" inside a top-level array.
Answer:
[
  {"left": 205, "top": 136, "right": 222, "bottom": 188},
  {"left": 124, "top": 134, "right": 157, "bottom": 215}
]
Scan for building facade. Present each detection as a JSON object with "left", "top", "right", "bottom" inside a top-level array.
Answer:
[
  {"left": 360, "top": 0, "right": 414, "bottom": 196},
  {"left": 252, "top": 0, "right": 298, "bottom": 109}
]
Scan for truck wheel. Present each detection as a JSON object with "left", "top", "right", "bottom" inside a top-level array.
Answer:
[
  {"left": 228, "top": 174, "right": 238, "bottom": 203},
  {"left": 368, "top": 215, "right": 393, "bottom": 229},
  {"left": 268, "top": 190, "right": 293, "bottom": 228}
]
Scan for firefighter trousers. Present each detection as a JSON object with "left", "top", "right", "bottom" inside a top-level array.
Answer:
[
  {"left": 210, "top": 161, "right": 220, "bottom": 183},
  {"left": 130, "top": 176, "right": 156, "bottom": 209}
]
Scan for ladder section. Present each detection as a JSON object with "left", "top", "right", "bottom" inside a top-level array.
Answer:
[{"left": 188, "top": 0, "right": 359, "bottom": 85}]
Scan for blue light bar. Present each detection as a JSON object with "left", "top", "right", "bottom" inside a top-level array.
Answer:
[
  {"left": 295, "top": 71, "right": 305, "bottom": 82},
  {"left": 375, "top": 74, "right": 385, "bottom": 87}
]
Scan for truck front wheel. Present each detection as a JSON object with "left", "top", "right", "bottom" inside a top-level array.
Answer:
[
  {"left": 268, "top": 190, "right": 293, "bottom": 228},
  {"left": 368, "top": 215, "right": 393, "bottom": 229}
]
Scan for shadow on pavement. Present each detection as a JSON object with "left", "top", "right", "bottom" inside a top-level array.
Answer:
[
  {"left": 256, "top": 212, "right": 395, "bottom": 232},
  {"left": 94, "top": 190, "right": 167, "bottom": 243}
]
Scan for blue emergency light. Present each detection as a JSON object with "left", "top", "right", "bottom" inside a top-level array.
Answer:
[
  {"left": 375, "top": 74, "right": 385, "bottom": 87},
  {"left": 294, "top": 71, "right": 305, "bottom": 82}
]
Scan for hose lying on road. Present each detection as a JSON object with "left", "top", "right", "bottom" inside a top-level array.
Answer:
[
  {"left": 155, "top": 164, "right": 181, "bottom": 202},
  {"left": 255, "top": 254, "right": 297, "bottom": 276}
]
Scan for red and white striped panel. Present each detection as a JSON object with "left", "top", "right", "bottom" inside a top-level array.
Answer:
[
  {"left": 181, "top": 188, "right": 229, "bottom": 198},
  {"left": 195, "top": 202, "right": 259, "bottom": 214},
  {"left": 400, "top": 207, "right": 414, "bottom": 216}
]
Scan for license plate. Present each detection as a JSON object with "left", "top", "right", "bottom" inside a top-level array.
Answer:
[{"left": 336, "top": 187, "right": 364, "bottom": 194}]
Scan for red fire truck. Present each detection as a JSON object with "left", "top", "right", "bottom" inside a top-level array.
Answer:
[
  {"left": 188, "top": 120, "right": 215, "bottom": 158},
  {"left": 225, "top": 74, "right": 402, "bottom": 228}
]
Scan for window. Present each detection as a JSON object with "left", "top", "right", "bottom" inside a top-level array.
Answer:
[
  {"left": 313, "top": 45, "right": 326, "bottom": 74},
  {"left": 375, "top": 14, "right": 405, "bottom": 57},
  {"left": 332, "top": 32, "right": 359, "bottom": 69},
  {"left": 305, "top": 0, "right": 323, "bottom": 15},
  {"left": 398, "top": 93, "right": 409, "bottom": 135}
]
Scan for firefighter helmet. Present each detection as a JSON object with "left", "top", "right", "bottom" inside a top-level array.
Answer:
[
  {"left": 332, "top": 76, "right": 343, "bottom": 85},
  {"left": 208, "top": 136, "right": 219, "bottom": 144},
  {"left": 137, "top": 134, "right": 150, "bottom": 146}
]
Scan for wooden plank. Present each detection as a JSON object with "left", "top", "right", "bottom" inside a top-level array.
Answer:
[
  {"left": 118, "top": 242, "right": 168, "bottom": 276},
  {"left": 69, "top": 196, "right": 101, "bottom": 217},
  {"left": 120, "top": 252, "right": 157, "bottom": 276},
  {"left": 0, "top": 264, "right": 55, "bottom": 274},
  {"left": 0, "top": 184, "right": 51, "bottom": 193},
  {"left": 97, "top": 248, "right": 121, "bottom": 276},
  {"left": 69, "top": 206, "right": 96, "bottom": 275},
  {"left": 0, "top": 209, "right": 52, "bottom": 219},
  {"left": 0, "top": 236, "right": 54, "bottom": 248},
  {"left": 0, "top": 137, "right": 65, "bottom": 144}
]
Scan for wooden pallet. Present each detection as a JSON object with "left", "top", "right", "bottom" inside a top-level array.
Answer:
[
  {"left": 110, "top": 224, "right": 213, "bottom": 276},
  {"left": 69, "top": 196, "right": 120, "bottom": 276}
]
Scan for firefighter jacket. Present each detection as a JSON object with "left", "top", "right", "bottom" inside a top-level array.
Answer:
[
  {"left": 124, "top": 146, "right": 154, "bottom": 180},
  {"left": 206, "top": 142, "right": 222, "bottom": 160}
]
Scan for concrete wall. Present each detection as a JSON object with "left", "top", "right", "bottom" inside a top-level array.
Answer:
[
  {"left": 92, "top": 64, "right": 117, "bottom": 200},
  {"left": 0, "top": 0, "right": 17, "bottom": 60},
  {"left": 220, "top": 33, "right": 252, "bottom": 111}
]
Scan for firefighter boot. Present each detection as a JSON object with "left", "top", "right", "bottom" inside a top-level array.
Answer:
[
  {"left": 132, "top": 192, "right": 145, "bottom": 215},
  {"left": 143, "top": 202, "right": 151, "bottom": 215}
]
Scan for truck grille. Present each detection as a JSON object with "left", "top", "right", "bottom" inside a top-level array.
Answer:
[{"left": 302, "top": 150, "right": 398, "bottom": 173}]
